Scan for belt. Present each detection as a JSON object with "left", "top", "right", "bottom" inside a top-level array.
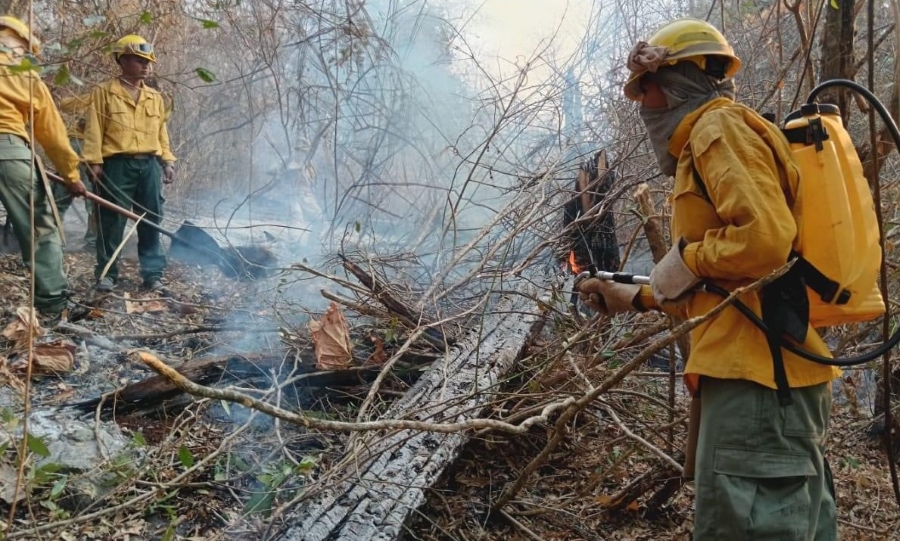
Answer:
[{"left": 108, "top": 153, "right": 155, "bottom": 160}]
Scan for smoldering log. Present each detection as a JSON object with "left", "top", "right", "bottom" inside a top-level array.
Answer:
[
  {"left": 270, "top": 272, "right": 558, "bottom": 541},
  {"left": 68, "top": 349, "right": 439, "bottom": 418}
]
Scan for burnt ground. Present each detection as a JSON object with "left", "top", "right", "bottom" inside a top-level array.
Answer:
[{"left": 0, "top": 214, "right": 898, "bottom": 540}]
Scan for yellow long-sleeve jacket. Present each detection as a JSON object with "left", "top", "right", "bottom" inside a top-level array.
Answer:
[
  {"left": 0, "top": 53, "right": 81, "bottom": 183},
  {"left": 81, "top": 79, "right": 176, "bottom": 164},
  {"left": 59, "top": 92, "right": 91, "bottom": 140},
  {"left": 637, "top": 98, "right": 840, "bottom": 394}
]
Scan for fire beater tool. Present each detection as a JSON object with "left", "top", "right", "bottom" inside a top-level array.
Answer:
[{"left": 46, "top": 171, "right": 274, "bottom": 277}]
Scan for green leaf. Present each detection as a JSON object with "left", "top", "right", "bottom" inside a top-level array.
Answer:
[
  {"left": 297, "top": 456, "right": 317, "bottom": 474},
  {"left": 54, "top": 64, "right": 70, "bottom": 86},
  {"left": 354, "top": 221, "right": 361, "bottom": 232},
  {"left": 243, "top": 490, "right": 276, "bottom": 515},
  {"left": 32, "top": 462, "right": 63, "bottom": 484},
  {"left": 140, "top": 11, "right": 153, "bottom": 24},
  {"left": 50, "top": 475, "right": 68, "bottom": 498},
  {"left": 132, "top": 431, "right": 146, "bottom": 447},
  {"left": 178, "top": 445, "right": 194, "bottom": 469},
  {"left": 829, "top": 0, "right": 839, "bottom": 8},
  {"left": 8, "top": 57, "right": 41, "bottom": 74},
  {"left": 88, "top": 30, "right": 109, "bottom": 40},
  {"left": 26, "top": 433, "right": 50, "bottom": 457},
  {"left": 161, "top": 523, "right": 176, "bottom": 541},
  {"left": 82, "top": 15, "right": 106, "bottom": 26},
  {"left": 200, "top": 19, "right": 220, "bottom": 29},
  {"left": 195, "top": 67, "right": 216, "bottom": 83}
]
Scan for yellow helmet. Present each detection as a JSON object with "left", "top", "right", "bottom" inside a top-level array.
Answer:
[
  {"left": 0, "top": 15, "right": 40, "bottom": 55},
  {"left": 624, "top": 18, "right": 741, "bottom": 101},
  {"left": 111, "top": 34, "right": 156, "bottom": 63}
]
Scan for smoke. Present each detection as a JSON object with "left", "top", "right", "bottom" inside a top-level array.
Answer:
[{"left": 164, "top": 0, "right": 633, "bottom": 324}]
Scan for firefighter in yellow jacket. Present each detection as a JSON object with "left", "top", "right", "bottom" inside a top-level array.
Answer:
[
  {"left": 0, "top": 16, "right": 86, "bottom": 318},
  {"left": 82, "top": 34, "right": 176, "bottom": 292},
  {"left": 578, "top": 19, "right": 839, "bottom": 541}
]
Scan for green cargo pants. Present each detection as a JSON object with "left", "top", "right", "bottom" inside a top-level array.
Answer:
[
  {"left": 693, "top": 377, "right": 837, "bottom": 541},
  {"left": 0, "top": 133, "right": 69, "bottom": 313},
  {"left": 51, "top": 138, "right": 96, "bottom": 247},
  {"left": 94, "top": 155, "right": 166, "bottom": 284}
]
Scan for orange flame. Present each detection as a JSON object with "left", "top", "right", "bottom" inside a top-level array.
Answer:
[{"left": 568, "top": 251, "right": 583, "bottom": 275}]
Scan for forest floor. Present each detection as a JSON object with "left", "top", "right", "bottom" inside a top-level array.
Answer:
[{"left": 0, "top": 215, "right": 898, "bottom": 540}]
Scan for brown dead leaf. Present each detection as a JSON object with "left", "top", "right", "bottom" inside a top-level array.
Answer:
[
  {"left": 308, "top": 302, "right": 353, "bottom": 370},
  {"left": 0, "top": 463, "right": 25, "bottom": 504},
  {"left": 366, "top": 333, "right": 387, "bottom": 365},
  {"left": 2, "top": 307, "right": 45, "bottom": 346},
  {"left": 123, "top": 292, "right": 168, "bottom": 314},
  {"left": 11, "top": 339, "right": 75, "bottom": 376},
  {"left": 0, "top": 357, "right": 25, "bottom": 394}
]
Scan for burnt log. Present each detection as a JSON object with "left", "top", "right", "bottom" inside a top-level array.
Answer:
[
  {"left": 69, "top": 348, "right": 438, "bottom": 418},
  {"left": 270, "top": 275, "right": 557, "bottom": 541}
]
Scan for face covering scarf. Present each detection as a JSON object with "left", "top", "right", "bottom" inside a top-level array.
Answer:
[{"left": 638, "top": 62, "right": 736, "bottom": 176}]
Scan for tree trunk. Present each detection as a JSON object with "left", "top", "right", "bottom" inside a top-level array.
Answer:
[{"left": 818, "top": 0, "right": 857, "bottom": 119}]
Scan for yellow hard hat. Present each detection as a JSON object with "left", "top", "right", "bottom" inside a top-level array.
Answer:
[
  {"left": 111, "top": 34, "right": 156, "bottom": 63},
  {"left": 0, "top": 15, "right": 40, "bottom": 55},
  {"left": 624, "top": 18, "right": 741, "bottom": 101}
]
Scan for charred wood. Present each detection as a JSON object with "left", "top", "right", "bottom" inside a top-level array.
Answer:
[
  {"left": 68, "top": 348, "right": 437, "bottom": 418},
  {"left": 270, "top": 277, "right": 556, "bottom": 541},
  {"left": 340, "top": 255, "right": 450, "bottom": 350},
  {"left": 598, "top": 455, "right": 683, "bottom": 513}
]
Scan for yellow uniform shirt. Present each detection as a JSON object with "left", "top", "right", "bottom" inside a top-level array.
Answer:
[
  {"left": 638, "top": 98, "right": 840, "bottom": 394},
  {"left": 0, "top": 53, "right": 81, "bottom": 183},
  {"left": 81, "top": 78, "right": 176, "bottom": 164},
  {"left": 59, "top": 93, "right": 91, "bottom": 140}
]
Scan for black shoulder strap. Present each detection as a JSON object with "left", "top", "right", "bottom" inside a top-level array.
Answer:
[{"left": 691, "top": 162, "right": 799, "bottom": 407}]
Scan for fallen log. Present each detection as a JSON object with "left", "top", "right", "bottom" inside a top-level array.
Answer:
[
  {"left": 68, "top": 348, "right": 439, "bottom": 418},
  {"left": 270, "top": 273, "right": 558, "bottom": 541}
]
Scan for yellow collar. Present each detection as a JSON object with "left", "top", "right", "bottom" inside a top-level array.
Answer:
[{"left": 669, "top": 97, "right": 733, "bottom": 156}]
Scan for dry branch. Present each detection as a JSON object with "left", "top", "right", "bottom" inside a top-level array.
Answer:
[{"left": 340, "top": 255, "right": 450, "bottom": 350}]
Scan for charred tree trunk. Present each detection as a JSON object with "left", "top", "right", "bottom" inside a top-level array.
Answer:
[
  {"left": 818, "top": 0, "right": 857, "bottom": 118},
  {"left": 270, "top": 273, "right": 558, "bottom": 541},
  {"left": 562, "top": 150, "right": 621, "bottom": 275}
]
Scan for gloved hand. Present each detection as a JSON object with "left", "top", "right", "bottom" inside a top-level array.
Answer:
[
  {"left": 577, "top": 278, "right": 642, "bottom": 315},
  {"left": 650, "top": 238, "right": 701, "bottom": 305}
]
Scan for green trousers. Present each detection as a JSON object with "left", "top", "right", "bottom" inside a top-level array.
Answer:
[
  {"left": 51, "top": 138, "right": 96, "bottom": 247},
  {"left": 0, "top": 134, "right": 69, "bottom": 313},
  {"left": 693, "top": 377, "right": 837, "bottom": 541},
  {"left": 94, "top": 155, "right": 166, "bottom": 284}
]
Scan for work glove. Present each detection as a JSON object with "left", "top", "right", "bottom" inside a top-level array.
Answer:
[
  {"left": 577, "top": 278, "right": 642, "bottom": 316},
  {"left": 163, "top": 163, "right": 175, "bottom": 184},
  {"left": 650, "top": 238, "right": 701, "bottom": 305}
]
